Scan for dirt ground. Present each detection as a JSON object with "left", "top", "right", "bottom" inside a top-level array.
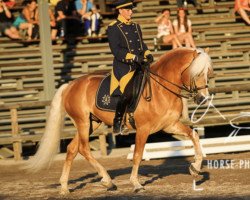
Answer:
[{"left": 0, "top": 151, "right": 250, "bottom": 200}]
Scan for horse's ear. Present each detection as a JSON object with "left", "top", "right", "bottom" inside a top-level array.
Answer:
[{"left": 204, "top": 47, "right": 210, "bottom": 53}]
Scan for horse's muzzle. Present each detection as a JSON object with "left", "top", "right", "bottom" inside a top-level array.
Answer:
[{"left": 194, "top": 93, "right": 207, "bottom": 105}]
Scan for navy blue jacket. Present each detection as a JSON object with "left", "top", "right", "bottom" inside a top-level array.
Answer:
[{"left": 107, "top": 15, "right": 150, "bottom": 95}]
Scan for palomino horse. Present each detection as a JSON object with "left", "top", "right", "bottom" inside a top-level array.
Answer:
[{"left": 26, "top": 48, "right": 213, "bottom": 193}]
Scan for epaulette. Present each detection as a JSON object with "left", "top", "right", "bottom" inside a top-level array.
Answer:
[{"left": 108, "top": 20, "right": 117, "bottom": 26}]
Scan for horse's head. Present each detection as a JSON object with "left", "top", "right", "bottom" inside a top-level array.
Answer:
[{"left": 181, "top": 48, "right": 213, "bottom": 105}]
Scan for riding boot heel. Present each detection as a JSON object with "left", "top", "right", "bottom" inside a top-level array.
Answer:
[{"left": 113, "top": 117, "right": 122, "bottom": 134}]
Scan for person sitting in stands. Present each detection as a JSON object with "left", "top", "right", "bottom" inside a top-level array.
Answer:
[
  {"left": 54, "top": 0, "right": 78, "bottom": 37},
  {"left": 155, "top": 8, "right": 182, "bottom": 49},
  {"left": 3, "top": 0, "right": 15, "bottom": 9},
  {"left": 22, "top": 0, "right": 39, "bottom": 39},
  {"left": 12, "top": 0, "right": 35, "bottom": 40},
  {"left": 90, "top": 5, "right": 103, "bottom": 36},
  {"left": 48, "top": 8, "right": 58, "bottom": 39},
  {"left": 234, "top": 0, "right": 250, "bottom": 25},
  {"left": 35, "top": 7, "right": 58, "bottom": 40},
  {"left": 173, "top": 8, "right": 196, "bottom": 48},
  {"left": 0, "top": 0, "right": 21, "bottom": 39},
  {"left": 75, "top": 0, "right": 93, "bottom": 36}
]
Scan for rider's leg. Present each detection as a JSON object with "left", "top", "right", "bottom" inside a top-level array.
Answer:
[{"left": 113, "top": 94, "right": 128, "bottom": 133}]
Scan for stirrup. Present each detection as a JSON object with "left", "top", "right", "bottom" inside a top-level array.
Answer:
[
  {"left": 113, "top": 119, "right": 123, "bottom": 134},
  {"left": 113, "top": 126, "right": 122, "bottom": 134},
  {"left": 113, "top": 123, "right": 127, "bottom": 135},
  {"left": 113, "top": 125, "right": 133, "bottom": 136}
]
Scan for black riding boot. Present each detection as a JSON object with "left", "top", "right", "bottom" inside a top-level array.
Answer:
[{"left": 113, "top": 96, "right": 128, "bottom": 134}]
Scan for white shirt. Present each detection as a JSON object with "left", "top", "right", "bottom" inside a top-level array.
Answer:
[
  {"left": 173, "top": 19, "right": 192, "bottom": 33},
  {"left": 157, "top": 20, "right": 172, "bottom": 38}
]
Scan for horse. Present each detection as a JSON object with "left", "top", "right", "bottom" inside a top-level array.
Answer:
[{"left": 25, "top": 47, "right": 213, "bottom": 194}]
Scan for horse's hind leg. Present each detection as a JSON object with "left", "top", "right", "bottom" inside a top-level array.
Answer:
[
  {"left": 164, "top": 122, "right": 203, "bottom": 176},
  {"left": 60, "top": 134, "right": 79, "bottom": 195},
  {"left": 59, "top": 121, "right": 112, "bottom": 195},
  {"left": 77, "top": 120, "right": 116, "bottom": 190}
]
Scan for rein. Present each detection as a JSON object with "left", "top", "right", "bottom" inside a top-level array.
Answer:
[{"left": 142, "top": 63, "right": 208, "bottom": 100}]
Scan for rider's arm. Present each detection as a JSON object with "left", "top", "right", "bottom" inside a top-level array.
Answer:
[{"left": 107, "top": 23, "right": 136, "bottom": 64}]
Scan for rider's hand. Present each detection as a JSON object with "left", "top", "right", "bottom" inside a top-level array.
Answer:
[
  {"left": 146, "top": 54, "right": 154, "bottom": 64},
  {"left": 134, "top": 55, "right": 145, "bottom": 65}
]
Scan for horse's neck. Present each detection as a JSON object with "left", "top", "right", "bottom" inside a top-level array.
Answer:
[
  {"left": 149, "top": 49, "right": 197, "bottom": 95},
  {"left": 153, "top": 48, "right": 196, "bottom": 76}
]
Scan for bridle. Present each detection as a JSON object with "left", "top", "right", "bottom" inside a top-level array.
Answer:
[
  {"left": 143, "top": 62, "right": 208, "bottom": 101},
  {"left": 180, "top": 63, "right": 209, "bottom": 96}
]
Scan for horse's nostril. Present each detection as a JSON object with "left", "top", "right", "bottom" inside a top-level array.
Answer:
[
  {"left": 199, "top": 96, "right": 207, "bottom": 104},
  {"left": 194, "top": 94, "right": 207, "bottom": 105}
]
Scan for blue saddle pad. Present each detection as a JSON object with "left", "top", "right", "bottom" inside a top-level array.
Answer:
[
  {"left": 95, "top": 74, "right": 120, "bottom": 112},
  {"left": 96, "top": 71, "right": 145, "bottom": 113}
]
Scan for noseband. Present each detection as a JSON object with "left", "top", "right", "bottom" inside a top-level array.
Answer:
[{"left": 181, "top": 65, "right": 208, "bottom": 98}]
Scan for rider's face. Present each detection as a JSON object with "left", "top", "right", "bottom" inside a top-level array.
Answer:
[{"left": 119, "top": 8, "right": 133, "bottom": 21}]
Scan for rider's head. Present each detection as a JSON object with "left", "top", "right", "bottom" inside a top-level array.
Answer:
[{"left": 114, "top": 0, "right": 135, "bottom": 20}]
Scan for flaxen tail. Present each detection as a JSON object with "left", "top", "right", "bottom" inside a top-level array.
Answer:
[{"left": 24, "top": 84, "right": 68, "bottom": 172}]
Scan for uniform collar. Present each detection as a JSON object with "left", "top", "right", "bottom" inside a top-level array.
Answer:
[{"left": 118, "top": 15, "right": 132, "bottom": 25}]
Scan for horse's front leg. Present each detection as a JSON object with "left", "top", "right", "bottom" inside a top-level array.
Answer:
[
  {"left": 130, "top": 129, "right": 149, "bottom": 192},
  {"left": 188, "top": 129, "right": 204, "bottom": 176},
  {"left": 164, "top": 122, "right": 203, "bottom": 176}
]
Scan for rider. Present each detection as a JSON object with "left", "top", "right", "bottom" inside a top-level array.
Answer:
[{"left": 107, "top": 0, "right": 154, "bottom": 134}]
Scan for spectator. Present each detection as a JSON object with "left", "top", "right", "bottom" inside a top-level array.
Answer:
[
  {"left": 0, "top": 0, "right": 21, "bottom": 39},
  {"left": 12, "top": 0, "right": 36, "bottom": 40},
  {"left": 54, "top": 0, "right": 78, "bottom": 37},
  {"left": 48, "top": 8, "right": 58, "bottom": 39},
  {"left": 90, "top": 5, "right": 103, "bottom": 36},
  {"left": 155, "top": 8, "right": 182, "bottom": 49},
  {"left": 173, "top": 8, "right": 196, "bottom": 48},
  {"left": 35, "top": 7, "right": 58, "bottom": 40},
  {"left": 3, "top": 0, "right": 16, "bottom": 9},
  {"left": 22, "top": 0, "right": 39, "bottom": 39},
  {"left": 22, "top": 0, "right": 38, "bottom": 24},
  {"left": 234, "top": 0, "right": 250, "bottom": 25},
  {"left": 75, "top": 0, "right": 93, "bottom": 36}
]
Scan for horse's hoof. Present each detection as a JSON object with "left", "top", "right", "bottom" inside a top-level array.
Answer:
[
  {"left": 189, "top": 163, "right": 200, "bottom": 177},
  {"left": 60, "top": 189, "right": 70, "bottom": 195},
  {"left": 107, "top": 184, "right": 117, "bottom": 191},
  {"left": 101, "top": 179, "right": 117, "bottom": 191},
  {"left": 133, "top": 186, "right": 145, "bottom": 193}
]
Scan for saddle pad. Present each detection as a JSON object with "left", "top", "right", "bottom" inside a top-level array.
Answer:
[
  {"left": 96, "top": 71, "right": 145, "bottom": 113},
  {"left": 96, "top": 74, "right": 120, "bottom": 112}
]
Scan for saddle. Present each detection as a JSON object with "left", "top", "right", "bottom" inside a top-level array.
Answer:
[{"left": 95, "top": 68, "right": 146, "bottom": 113}]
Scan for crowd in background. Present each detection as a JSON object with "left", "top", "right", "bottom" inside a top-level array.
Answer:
[
  {"left": 0, "top": 0, "right": 103, "bottom": 40},
  {"left": 155, "top": 7, "right": 196, "bottom": 49},
  {"left": 0, "top": 0, "right": 249, "bottom": 43},
  {"left": 156, "top": 0, "right": 250, "bottom": 49},
  {"left": 234, "top": 0, "right": 250, "bottom": 25}
]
